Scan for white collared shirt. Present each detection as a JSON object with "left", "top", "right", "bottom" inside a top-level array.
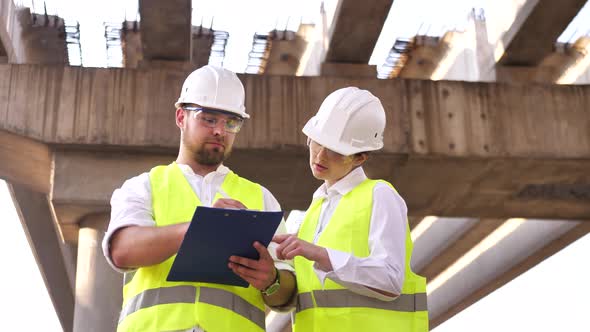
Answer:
[
  {"left": 294, "top": 167, "right": 407, "bottom": 301},
  {"left": 102, "top": 163, "right": 291, "bottom": 273}
]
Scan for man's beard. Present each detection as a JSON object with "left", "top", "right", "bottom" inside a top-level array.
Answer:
[{"left": 195, "top": 145, "right": 231, "bottom": 165}]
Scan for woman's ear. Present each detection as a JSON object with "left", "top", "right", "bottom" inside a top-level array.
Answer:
[{"left": 353, "top": 152, "right": 369, "bottom": 167}]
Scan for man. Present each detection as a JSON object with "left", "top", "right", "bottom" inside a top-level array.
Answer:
[
  {"left": 102, "top": 65, "right": 294, "bottom": 332},
  {"left": 266, "top": 87, "right": 428, "bottom": 331}
]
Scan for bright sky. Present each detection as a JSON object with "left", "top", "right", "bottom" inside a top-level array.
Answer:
[{"left": 0, "top": 180, "right": 62, "bottom": 331}]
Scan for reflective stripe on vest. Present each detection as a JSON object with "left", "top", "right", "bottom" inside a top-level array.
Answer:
[
  {"left": 296, "top": 290, "right": 428, "bottom": 313},
  {"left": 123, "top": 271, "right": 136, "bottom": 286},
  {"left": 119, "top": 286, "right": 265, "bottom": 329}
]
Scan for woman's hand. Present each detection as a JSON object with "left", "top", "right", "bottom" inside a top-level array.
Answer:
[{"left": 273, "top": 234, "right": 333, "bottom": 271}]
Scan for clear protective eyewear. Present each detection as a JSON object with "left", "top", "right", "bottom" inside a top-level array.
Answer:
[{"left": 183, "top": 106, "right": 244, "bottom": 133}]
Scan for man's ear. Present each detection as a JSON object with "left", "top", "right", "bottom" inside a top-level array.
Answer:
[{"left": 175, "top": 108, "right": 185, "bottom": 129}]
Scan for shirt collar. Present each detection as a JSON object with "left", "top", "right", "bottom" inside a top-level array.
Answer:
[
  {"left": 176, "top": 163, "right": 230, "bottom": 177},
  {"left": 312, "top": 167, "right": 368, "bottom": 199}
]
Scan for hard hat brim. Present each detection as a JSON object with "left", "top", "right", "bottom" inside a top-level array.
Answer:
[{"left": 302, "top": 119, "right": 382, "bottom": 156}]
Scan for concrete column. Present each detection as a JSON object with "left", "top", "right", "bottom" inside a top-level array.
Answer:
[{"left": 73, "top": 213, "right": 122, "bottom": 332}]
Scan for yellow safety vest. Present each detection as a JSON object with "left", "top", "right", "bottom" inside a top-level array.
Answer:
[
  {"left": 117, "top": 162, "right": 266, "bottom": 332},
  {"left": 293, "top": 179, "right": 429, "bottom": 332}
]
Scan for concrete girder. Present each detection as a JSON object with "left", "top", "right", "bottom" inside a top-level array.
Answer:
[
  {"left": 429, "top": 220, "right": 590, "bottom": 327},
  {"left": 0, "top": 0, "right": 24, "bottom": 62},
  {"left": 1, "top": 64, "right": 590, "bottom": 226},
  {"left": 139, "top": 0, "right": 192, "bottom": 61},
  {"left": 411, "top": 217, "right": 480, "bottom": 272},
  {"left": 398, "top": 33, "right": 457, "bottom": 80},
  {"left": 324, "top": 0, "right": 393, "bottom": 63},
  {"left": 498, "top": 0, "right": 587, "bottom": 66},
  {"left": 264, "top": 27, "right": 312, "bottom": 76},
  {"left": 8, "top": 183, "right": 75, "bottom": 332},
  {"left": 1, "top": 65, "right": 589, "bottom": 158},
  {"left": 416, "top": 219, "right": 505, "bottom": 281},
  {"left": 0, "top": 130, "right": 51, "bottom": 193},
  {"left": 48, "top": 149, "right": 590, "bottom": 246}
]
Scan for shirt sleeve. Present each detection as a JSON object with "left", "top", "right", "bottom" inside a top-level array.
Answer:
[
  {"left": 102, "top": 172, "right": 155, "bottom": 273},
  {"left": 261, "top": 186, "right": 294, "bottom": 273},
  {"left": 313, "top": 183, "right": 407, "bottom": 301},
  {"left": 262, "top": 186, "right": 299, "bottom": 311}
]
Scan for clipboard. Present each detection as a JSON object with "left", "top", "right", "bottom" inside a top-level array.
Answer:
[{"left": 167, "top": 206, "right": 283, "bottom": 287}]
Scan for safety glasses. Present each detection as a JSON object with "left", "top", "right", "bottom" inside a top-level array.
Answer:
[{"left": 182, "top": 106, "right": 244, "bottom": 133}]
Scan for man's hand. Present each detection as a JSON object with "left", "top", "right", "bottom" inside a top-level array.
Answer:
[
  {"left": 273, "top": 234, "right": 332, "bottom": 272},
  {"left": 212, "top": 198, "right": 247, "bottom": 210},
  {"left": 228, "top": 242, "right": 276, "bottom": 290}
]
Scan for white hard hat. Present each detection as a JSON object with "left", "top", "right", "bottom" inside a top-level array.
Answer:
[
  {"left": 302, "top": 87, "right": 385, "bottom": 156},
  {"left": 175, "top": 65, "right": 249, "bottom": 119}
]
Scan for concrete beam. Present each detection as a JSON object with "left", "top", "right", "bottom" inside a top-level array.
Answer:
[
  {"left": 8, "top": 183, "right": 75, "bottom": 332},
  {"left": 417, "top": 219, "right": 505, "bottom": 280},
  {"left": 325, "top": 0, "right": 393, "bottom": 63},
  {"left": 191, "top": 27, "right": 213, "bottom": 69},
  {"left": 265, "top": 28, "right": 310, "bottom": 76},
  {"left": 1, "top": 64, "right": 590, "bottom": 222},
  {"left": 321, "top": 62, "right": 377, "bottom": 78},
  {"left": 0, "top": 130, "right": 51, "bottom": 193},
  {"left": 49, "top": 148, "right": 590, "bottom": 241},
  {"left": 499, "top": 0, "right": 586, "bottom": 66},
  {"left": 139, "top": 0, "right": 192, "bottom": 61},
  {"left": 121, "top": 21, "right": 142, "bottom": 68},
  {"left": 18, "top": 10, "right": 68, "bottom": 64},
  {"left": 411, "top": 218, "right": 479, "bottom": 272},
  {"left": 429, "top": 220, "right": 590, "bottom": 328},
  {"left": 398, "top": 33, "right": 456, "bottom": 79},
  {"left": 1, "top": 64, "right": 589, "bottom": 158},
  {"left": 0, "top": 0, "right": 24, "bottom": 62}
]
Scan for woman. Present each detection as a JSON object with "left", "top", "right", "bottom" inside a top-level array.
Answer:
[{"left": 273, "top": 87, "right": 428, "bottom": 331}]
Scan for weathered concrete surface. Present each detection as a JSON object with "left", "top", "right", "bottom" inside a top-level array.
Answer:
[
  {"left": 498, "top": 0, "right": 587, "bottom": 66},
  {"left": 1, "top": 64, "right": 589, "bottom": 158},
  {"left": 0, "top": 0, "right": 24, "bottom": 62},
  {"left": 191, "top": 26, "right": 213, "bottom": 69},
  {"left": 321, "top": 62, "right": 377, "bottom": 78},
  {"left": 1, "top": 64, "right": 590, "bottom": 231},
  {"left": 325, "top": 0, "right": 393, "bottom": 63},
  {"left": 9, "top": 183, "right": 74, "bottom": 332},
  {"left": 121, "top": 21, "right": 142, "bottom": 68},
  {"left": 398, "top": 33, "right": 456, "bottom": 80},
  {"left": 17, "top": 10, "right": 67, "bottom": 64},
  {"left": 0, "top": 130, "right": 51, "bottom": 193},
  {"left": 139, "top": 0, "right": 192, "bottom": 61},
  {"left": 265, "top": 28, "right": 310, "bottom": 76}
]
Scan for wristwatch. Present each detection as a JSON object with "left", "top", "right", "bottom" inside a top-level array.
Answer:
[{"left": 262, "top": 268, "right": 281, "bottom": 296}]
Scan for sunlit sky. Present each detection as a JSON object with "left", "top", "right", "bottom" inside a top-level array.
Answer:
[{"left": 3, "top": 0, "right": 590, "bottom": 331}]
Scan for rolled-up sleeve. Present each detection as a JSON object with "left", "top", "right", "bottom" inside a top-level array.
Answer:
[{"left": 102, "top": 173, "right": 155, "bottom": 273}]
